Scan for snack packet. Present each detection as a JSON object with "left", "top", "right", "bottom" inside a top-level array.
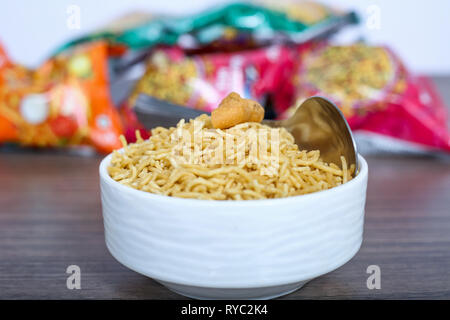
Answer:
[
  {"left": 0, "top": 41, "right": 123, "bottom": 153},
  {"left": 55, "top": 2, "right": 357, "bottom": 54},
  {"left": 132, "top": 45, "right": 297, "bottom": 111},
  {"left": 120, "top": 44, "right": 297, "bottom": 139},
  {"left": 285, "top": 43, "right": 450, "bottom": 155}
]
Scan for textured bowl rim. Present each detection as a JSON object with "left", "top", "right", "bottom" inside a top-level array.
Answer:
[{"left": 99, "top": 152, "right": 368, "bottom": 207}]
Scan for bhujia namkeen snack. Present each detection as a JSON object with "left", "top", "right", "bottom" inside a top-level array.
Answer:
[{"left": 108, "top": 93, "right": 354, "bottom": 200}]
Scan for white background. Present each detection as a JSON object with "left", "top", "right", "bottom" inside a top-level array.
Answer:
[{"left": 0, "top": 0, "right": 449, "bottom": 74}]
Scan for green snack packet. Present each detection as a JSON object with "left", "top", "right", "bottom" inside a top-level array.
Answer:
[{"left": 55, "top": 2, "right": 358, "bottom": 53}]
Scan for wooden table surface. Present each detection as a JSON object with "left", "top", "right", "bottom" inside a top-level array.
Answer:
[{"left": 1, "top": 78, "right": 450, "bottom": 300}]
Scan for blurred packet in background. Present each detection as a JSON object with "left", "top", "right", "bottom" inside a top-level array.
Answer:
[
  {"left": 119, "top": 44, "right": 297, "bottom": 142},
  {"left": 2, "top": 1, "right": 449, "bottom": 156},
  {"left": 55, "top": 2, "right": 358, "bottom": 53},
  {"left": 129, "top": 45, "right": 296, "bottom": 111},
  {"left": 259, "top": 0, "right": 339, "bottom": 25},
  {"left": 66, "top": 1, "right": 357, "bottom": 107},
  {"left": 0, "top": 41, "right": 123, "bottom": 153},
  {"left": 283, "top": 42, "right": 450, "bottom": 155}
]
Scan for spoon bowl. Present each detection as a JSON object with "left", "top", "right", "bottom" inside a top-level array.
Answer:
[{"left": 263, "top": 96, "right": 358, "bottom": 173}]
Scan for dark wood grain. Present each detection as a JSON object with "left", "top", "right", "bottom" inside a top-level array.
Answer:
[{"left": 0, "top": 77, "right": 449, "bottom": 300}]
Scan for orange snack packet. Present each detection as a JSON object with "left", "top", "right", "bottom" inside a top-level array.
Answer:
[{"left": 0, "top": 41, "right": 123, "bottom": 153}]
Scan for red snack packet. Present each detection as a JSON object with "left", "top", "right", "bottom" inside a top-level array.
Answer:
[
  {"left": 130, "top": 46, "right": 294, "bottom": 106},
  {"left": 121, "top": 45, "right": 297, "bottom": 137},
  {"left": 0, "top": 41, "right": 123, "bottom": 153},
  {"left": 286, "top": 43, "right": 450, "bottom": 155}
]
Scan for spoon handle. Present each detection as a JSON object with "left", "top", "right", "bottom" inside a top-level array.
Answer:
[{"left": 134, "top": 94, "right": 209, "bottom": 129}]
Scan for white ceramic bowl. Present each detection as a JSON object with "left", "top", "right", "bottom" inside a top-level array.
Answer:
[{"left": 100, "top": 154, "right": 368, "bottom": 299}]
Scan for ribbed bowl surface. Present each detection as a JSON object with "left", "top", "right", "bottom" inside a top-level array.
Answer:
[{"left": 100, "top": 154, "right": 368, "bottom": 293}]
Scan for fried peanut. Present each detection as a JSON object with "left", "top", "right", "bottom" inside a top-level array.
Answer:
[{"left": 211, "top": 92, "right": 264, "bottom": 129}]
